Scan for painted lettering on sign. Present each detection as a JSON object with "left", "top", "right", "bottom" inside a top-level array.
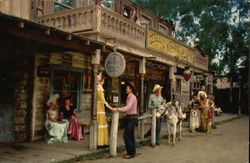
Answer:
[
  {"left": 147, "top": 28, "right": 195, "bottom": 65},
  {"left": 105, "top": 52, "right": 126, "bottom": 78},
  {"left": 181, "top": 80, "right": 190, "bottom": 94}
]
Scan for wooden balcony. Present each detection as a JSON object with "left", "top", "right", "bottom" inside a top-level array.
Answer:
[{"left": 38, "top": 5, "right": 146, "bottom": 48}]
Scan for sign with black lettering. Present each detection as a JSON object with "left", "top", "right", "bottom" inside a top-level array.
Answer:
[{"left": 105, "top": 52, "right": 126, "bottom": 78}]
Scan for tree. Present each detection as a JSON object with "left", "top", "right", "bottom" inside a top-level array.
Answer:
[
  {"left": 134, "top": 0, "right": 249, "bottom": 112},
  {"left": 134, "top": 0, "right": 249, "bottom": 76}
]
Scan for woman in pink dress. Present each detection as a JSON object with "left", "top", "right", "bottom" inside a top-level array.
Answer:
[{"left": 59, "top": 96, "right": 83, "bottom": 141}]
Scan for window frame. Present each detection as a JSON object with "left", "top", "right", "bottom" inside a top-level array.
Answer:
[
  {"left": 50, "top": 65, "right": 83, "bottom": 111},
  {"left": 176, "top": 78, "right": 182, "bottom": 94},
  {"left": 53, "top": 0, "right": 75, "bottom": 12}
]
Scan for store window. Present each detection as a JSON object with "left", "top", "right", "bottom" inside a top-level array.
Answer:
[
  {"left": 51, "top": 68, "right": 82, "bottom": 110},
  {"left": 101, "top": 0, "right": 114, "bottom": 10},
  {"left": 159, "top": 24, "right": 167, "bottom": 35},
  {"left": 123, "top": 6, "right": 132, "bottom": 18},
  {"left": 140, "top": 14, "right": 152, "bottom": 27},
  {"left": 176, "top": 79, "right": 181, "bottom": 93},
  {"left": 207, "top": 84, "right": 212, "bottom": 94},
  {"left": 54, "top": 0, "right": 75, "bottom": 12}
]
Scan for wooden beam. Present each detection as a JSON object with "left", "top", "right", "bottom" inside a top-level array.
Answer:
[
  {"left": 66, "top": 34, "right": 72, "bottom": 40},
  {"left": 45, "top": 28, "right": 50, "bottom": 35},
  {"left": 0, "top": 21, "right": 98, "bottom": 53},
  {"left": 17, "top": 22, "right": 24, "bottom": 28}
]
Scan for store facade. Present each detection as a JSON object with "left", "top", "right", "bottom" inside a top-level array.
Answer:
[{"left": 0, "top": 0, "right": 212, "bottom": 145}]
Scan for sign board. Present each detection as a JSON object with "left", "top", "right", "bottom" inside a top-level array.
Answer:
[
  {"left": 181, "top": 80, "right": 190, "bottom": 94},
  {"left": 146, "top": 28, "right": 195, "bottom": 65},
  {"left": 113, "top": 96, "right": 119, "bottom": 103},
  {"left": 37, "top": 66, "right": 50, "bottom": 77},
  {"left": 105, "top": 52, "right": 126, "bottom": 78}
]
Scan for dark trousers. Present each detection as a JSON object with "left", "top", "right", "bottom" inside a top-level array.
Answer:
[
  {"left": 123, "top": 118, "right": 137, "bottom": 155},
  {"left": 145, "top": 118, "right": 162, "bottom": 143}
]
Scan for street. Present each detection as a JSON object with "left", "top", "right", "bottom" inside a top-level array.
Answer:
[{"left": 81, "top": 116, "right": 249, "bottom": 163}]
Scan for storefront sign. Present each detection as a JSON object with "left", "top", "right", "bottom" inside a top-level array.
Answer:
[
  {"left": 37, "top": 66, "right": 50, "bottom": 77},
  {"left": 146, "top": 28, "right": 195, "bottom": 65},
  {"left": 62, "top": 53, "right": 72, "bottom": 66},
  {"left": 105, "top": 52, "right": 126, "bottom": 78},
  {"left": 181, "top": 80, "right": 190, "bottom": 94}
]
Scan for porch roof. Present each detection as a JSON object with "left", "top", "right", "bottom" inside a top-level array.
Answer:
[{"left": 0, "top": 12, "right": 104, "bottom": 53}]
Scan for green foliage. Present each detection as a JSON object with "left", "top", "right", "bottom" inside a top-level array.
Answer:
[
  {"left": 54, "top": 0, "right": 75, "bottom": 12},
  {"left": 134, "top": 0, "right": 249, "bottom": 76}
]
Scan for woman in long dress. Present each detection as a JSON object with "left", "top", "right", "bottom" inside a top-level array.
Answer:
[
  {"left": 44, "top": 94, "right": 69, "bottom": 144},
  {"left": 97, "top": 74, "right": 112, "bottom": 148},
  {"left": 59, "top": 96, "right": 83, "bottom": 141}
]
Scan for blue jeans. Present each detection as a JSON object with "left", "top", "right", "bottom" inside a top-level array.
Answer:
[
  {"left": 145, "top": 118, "right": 162, "bottom": 143},
  {"left": 123, "top": 118, "right": 137, "bottom": 155},
  {"left": 156, "top": 118, "right": 162, "bottom": 143}
]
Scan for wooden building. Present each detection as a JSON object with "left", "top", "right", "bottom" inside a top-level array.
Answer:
[{"left": 0, "top": 0, "right": 212, "bottom": 145}]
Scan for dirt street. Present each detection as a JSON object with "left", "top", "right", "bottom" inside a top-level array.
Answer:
[{"left": 81, "top": 116, "right": 249, "bottom": 163}]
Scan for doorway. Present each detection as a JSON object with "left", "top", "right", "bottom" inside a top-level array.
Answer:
[{"left": 0, "top": 58, "right": 16, "bottom": 142}]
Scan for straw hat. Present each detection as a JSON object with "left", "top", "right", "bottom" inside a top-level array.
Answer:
[
  {"left": 46, "top": 93, "right": 60, "bottom": 106},
  {"left": 152, "top": 84, "right": 163, "bottom": 93}
]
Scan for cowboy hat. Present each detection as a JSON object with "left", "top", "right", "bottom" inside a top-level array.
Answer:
[{"left": 152, "top": 84, "right": 163, "bottom": 92}]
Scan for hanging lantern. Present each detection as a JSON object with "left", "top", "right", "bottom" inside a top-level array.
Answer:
[{"left": 183, "top": 68, "right": 191, "bottom": 81}]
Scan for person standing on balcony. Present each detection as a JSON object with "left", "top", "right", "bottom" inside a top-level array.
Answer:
[
  {"left": 96, "top": 73, "right": 113, "bottom": 148},
  {"left": 144, "top": 84, "right": 164, "bottom": 145},
  {"left": 112, "top": 81, "right": 138, "bottom": 159}
]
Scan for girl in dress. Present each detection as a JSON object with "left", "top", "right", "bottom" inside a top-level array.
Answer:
[
  {"left": 44, "top": 94, "right": 69, "bottom": 144},
  {"left": 59, "top": 96, "right": 83, "bottom": 141}
]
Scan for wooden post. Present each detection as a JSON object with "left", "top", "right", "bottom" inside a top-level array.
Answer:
[
  {"left": 91, "top": 64, "right": 98, "bottom": 120},
  {"left": 139, "top": 74, "right": 145, "bottom": 115},
  {"left": 89, "top": 49, "right": 100, "bottom": 150},
  {"left": 151, "top": 108, "right": 156, "bottom": 146},
  {"left": 89, "top": 120, "right": 98, "bottom": 150},
  {"left": 140, "top": 119, "right": 145, "bottom": 139},
  {"left": 139, "top": 58, "right": 146, "bottom": 115},
  {"left": 110, "top": 110, "right": 119, "bottom": 157}
]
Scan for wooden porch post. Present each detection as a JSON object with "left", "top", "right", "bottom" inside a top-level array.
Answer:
[
  {"left": 139, "top": 58, "right": 146, "bottom": 114},
  {"left": 169, "top": 66, "right": 176, "bottom": 101},
  {"left": 138, "top": 58, "right": 146, "bottom": 140},
  {"left": 89, "top": 49, "right": 101, "bottom": 150},
  {"left": 151, "top": 108, "right": 156, "bottom": 146},
  {"left": 110, "top": 110, "right": 119, "bottom": 157}
]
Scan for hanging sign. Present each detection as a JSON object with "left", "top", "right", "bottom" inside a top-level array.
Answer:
[{"left": 105, "top": 52, "right": 126, "bottom": 78}]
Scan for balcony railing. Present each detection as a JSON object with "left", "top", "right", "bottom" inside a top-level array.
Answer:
[{"left": 38, "top": 5, "right": 146, "bottom": 48}]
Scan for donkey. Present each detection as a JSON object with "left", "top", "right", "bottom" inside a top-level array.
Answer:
[{"left": 161, "top": 101, "right": 186, "bottom": 146}]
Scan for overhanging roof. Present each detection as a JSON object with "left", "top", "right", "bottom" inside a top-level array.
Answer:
[{"left": 0, "top": 12, "right": 104, "bottom": 53}]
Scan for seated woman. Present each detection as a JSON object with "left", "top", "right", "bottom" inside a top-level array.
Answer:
[
  {"left": 44, "top": 94, "right": 69, "bottom": 144},
  {"left": 59, "top": 96, "right": 83, "bottom": 141}
]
